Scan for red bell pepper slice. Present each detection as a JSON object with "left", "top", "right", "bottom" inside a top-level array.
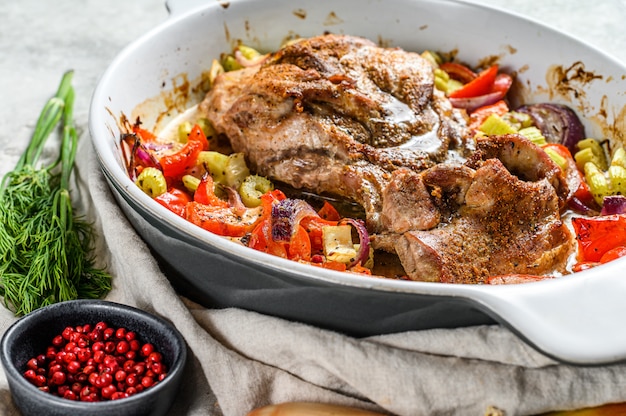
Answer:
[
  {"left": 159, "top": 140, "right": 203, "bottom": 179},
  {"left": 194, "top": 173, "right": 229, "bottom": 208},
  {"left": 317, "top": 201, "right": 341, "bottom": 221},
  {"left": 187, "top": 124, "right": 209, "bottom": 151},
  {"left": 300, "top": 216, "right": 338, "bottom": 254},
  {"left": 132, "top": 125, "right": 158, "bottom": 142},
  {"left": 185, "top": 201, "right": 258, "bottom": 237},
  {"left": 468, "top": 100, "right": 509, "bottom": 130},
  {"left": 439, "top": 62, "right": 477, "bottom": 84},
  {"left": 159, "top": 124, "right": 209, "bottom": 179},
  {"left": 600, "top": 246, "right": 626, "bottom": 264},
  {"left": 571, "top": 214, "right": 626, "bottom": 262},
  {"left": 448, "top": 64, "right": 499, "bottom": 99},
  {"left": 154, "top": 187, "right": 191, "bottom": 217},
  {"left": 286, "top": 225, "right": 312, "bottom": 261},
  {"left": 249, "top": 218, "right": 289, "bottom": 258}
]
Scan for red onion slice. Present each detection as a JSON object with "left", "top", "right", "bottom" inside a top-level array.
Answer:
[
  {"left": 516, "top": 103, "right": 585, "bottom": 154},
  {"left": 222, "top": 185, "right": 248, "bottom": 216},
  {"left": 120, "top": 133, "right": 162, "bottom": 181},
  {"left": 601, "top": 195, "right": 626, "bottom": 216},
  {"left": 339, "top": 218, "right": 370, "bottom": 268},
  {"left": 448, "top": 90, "right": 504, "bottom": 113},
  {"left": 568, "top": 195, "right": 599, "bottom": 216},
  {"left": 234, "top": 50, "right": 269, "bottom": 68},
  {"left": 271, "top": 199, "right": 318, "bottom": 243}
]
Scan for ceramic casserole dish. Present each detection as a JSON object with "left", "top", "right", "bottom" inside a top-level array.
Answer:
[{"left": 89, "top": 0, "right": 626, "bottom": 365}]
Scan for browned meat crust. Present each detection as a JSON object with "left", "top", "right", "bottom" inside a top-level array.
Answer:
[
  {"left": 200, "top": 34, "right": 469, "bottom": 232},
  {"left": 200, "top": 34, "right": 574, "bottom": 283}
]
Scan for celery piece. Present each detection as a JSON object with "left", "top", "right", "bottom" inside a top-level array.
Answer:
[
  {"left": 237, "top": 45, "right": 261, "bottom": 60},
  {"left": 433, "top": 68, "right": 463, "bottom": 94},
  {"left": 136, "top": 167, "right": 167, "bottom": 198},
  {"left": 434, "top": 68, "right": 449, "bottom": 82},
  {"left": 196, "top": 118, "right": 215, "bottom": 138},
  {"left": 576, "top": 138, "right": 608, "bottom": 170},
  {"left": 208, "top": 59, "right": 225, "bottom": 87},
  {"left": 239, "top": 175, "right": 274, "bottom": 207},
  {"left": 182, "top": 174, "right": 201, "bottom": 192},
  {"left": 479, "top": 114, "right": 518, "bottom": 135},
  {"left": 611, "top": 147, "right": 626, "bottom": 168},
  {"left": 584, "top": 162, "right": 610, "bottom": 205},
  {"left": 421, "top": 50, "right": 442, "bottom": 67},
  {"left": 224, "top": 153, "right": 250, "bottom": 188},
  {"left": 544, "top": 147, "right": 568, "bottom": 171},
  {"left": 574, "top": 147, "right": 596, "bottom": 172},
  {"left": 503, "top": 111, "right": 533, "bottom": 130},
  {"left": 221, "top": 55, "right": 242, "bottom": 72},
  {"left": 609, "top": 165, "right": 626, "bottom": 196},
  {"left": 197, "top": 151, "right": 229, "bottom": 184},
  {"left": 518, "top": 126, "right": 547, "bottom": 145},
  {"left": 177, "top": 121, "right": 192, "bottom": 143},
  {"left": 445, "top": 78, "right": 464, "bottom": 94}
]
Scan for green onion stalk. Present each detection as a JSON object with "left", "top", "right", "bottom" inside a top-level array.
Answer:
[{"left": 0, "top": 71, "right": 111, "bottom": 316}]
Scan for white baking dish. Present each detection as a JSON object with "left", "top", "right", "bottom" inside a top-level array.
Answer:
[{"left": 89, "top": 0, "right": 626, "bottom": 364}]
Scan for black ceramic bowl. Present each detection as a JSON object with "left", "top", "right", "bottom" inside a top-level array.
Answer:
[{"left": 1, "top": 300, "right": 187, "bottom": 416}]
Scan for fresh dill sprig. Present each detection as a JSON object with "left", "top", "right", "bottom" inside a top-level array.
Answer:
[{"left": 0, "top": 71, "right": 111, "bottom": 316}]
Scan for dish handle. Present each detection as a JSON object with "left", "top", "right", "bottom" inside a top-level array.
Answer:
[{"left": 469, "top": 259, "right": 626, "bottom": 365}]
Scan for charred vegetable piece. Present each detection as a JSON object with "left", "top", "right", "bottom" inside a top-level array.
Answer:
[
  {"left": 120, "top": 133, "right": 162, "bottom": 181},
  {"left": 572, "top": 214, "right": 626, "bottom": 262},
  {"left": 155, "top": 187, "right": 191, "bottom": 217},
  {"left": 584, "top": 162, "right": 610, "bottom": 206},
  {"left": 433, "top": 68, "right": 463, "bottom": 94},
  {"left": 518, "top": 126, "right": 547, "bottom": 145},
  {"left": 198, "top": 151, "right": 250, "bottom": 188},
  {"left": 338, "top": 218, "right": 371, "bottom": 268},
  {"left": 198, "top": 151, "right": 229, "bottom": 183},
  {"left": 271, "top": 198, "right": 318, "bottom": 243},
  {"left": 478, "top": 114, "right": 517, "bottom": 135},
  {"left": 182, "top": 174, "right": 200, "bottom": 192},
  {"left": 600, "top": 195, "right": 626, "bottom": 215},
  {"left": 575, "top": 138, "right": 608, "bottom": 171},
  {"left": 239, "top": 175, "right": 274, "bottom": 207},
  {"left": 448, "top": 66, "right": 512, "bottom": 113},
  {"left": 322, "top": 225, "right": 357, "bottom": 264},
  {"left": 159, "top": 135, "right": 203, "bottom": 178},
  {"left": 224, "top": 152, "right": 250, "bottom": 188},
  {"left": 439, "top": 62, "right": 477, "bottom": 84},
  {"left": 516, "top": 103, "right": 585, "bottom": 154},
  {"left": 208, "top": 59, "right": 225, "bottom": 87},
  {"left": 448, "top": 64, "right": 498, "bottom": 99},
  {"left": 136, "top": 167, "right": 167, "bottom": 198}
]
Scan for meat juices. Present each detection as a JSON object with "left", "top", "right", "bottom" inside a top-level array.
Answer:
[{"left": 200, "top": 34, "right": 574, "bottom": 283}]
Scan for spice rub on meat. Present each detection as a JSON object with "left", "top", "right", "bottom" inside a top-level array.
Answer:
[
  {"left": 200, "top": 34, "right": 469, "bottom": 232},
  {"left": 200, "top": 34, "right": 574, "bottom": 283}
]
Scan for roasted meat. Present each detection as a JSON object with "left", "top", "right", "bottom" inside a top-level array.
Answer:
[
  {"left": 385, "top": 135, "right": 574, "bottom": 283},
  {"left": 200, "top": 34, "right": 469, "bottom": 232},
  {"left": 200, "top": 34, "right": 574, "bottom": 283}
]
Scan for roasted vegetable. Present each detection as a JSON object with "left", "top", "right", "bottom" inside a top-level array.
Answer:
[
  {"left": 516, "top": 103, "right": 585, "bottom": 154},
  {"left": 239, "top": 175, "right": 274, "bottom": 207},
  {"left": 135, "top": 167, "right": 167, "bottom": 198}
]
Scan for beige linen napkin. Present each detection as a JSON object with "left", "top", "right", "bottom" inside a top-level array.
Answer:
[
  {"left": 75, "top": 134, "right": 626, "bottom": 416},
  {"left": 2, "top": 132, "right": 626, "bottom": 416}
]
